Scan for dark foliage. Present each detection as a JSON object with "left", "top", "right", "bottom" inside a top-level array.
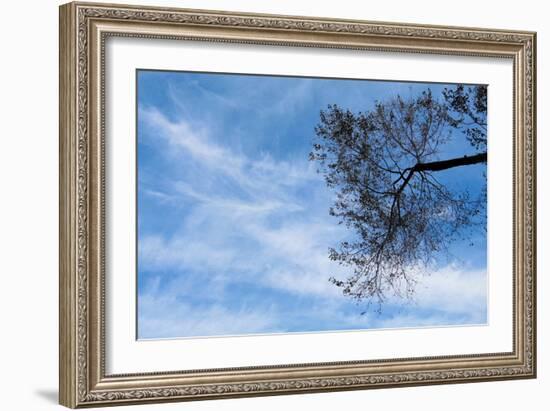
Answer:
[
  {"left": 443, "top": 85, "right": 487, "bottom": 150},
  {"left": 310, "top": 85, "right": 487, "bottom": 308}
]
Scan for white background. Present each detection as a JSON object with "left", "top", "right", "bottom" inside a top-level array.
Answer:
[{"left": 0, "top": 0, "right": 546, "bottom": 410}]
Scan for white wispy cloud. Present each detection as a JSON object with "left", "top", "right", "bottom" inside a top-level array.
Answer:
[
  {"left": 139, "top": 279, "right": 280, "bottom": 338},
  {"left": 364, "top": 266, "right": 487, "bottom": 328},
  {"left": 139, "top": 105, "right": 347, "bottom": 298},
  {"left": 138, "top": 264, "right": 487, "bottom": 338},
  {"left": 413, "top": 266, "right": 487, "bottom": 315},
  {"left": 140, "top": 107, "right": 245, "bottom": 180}
]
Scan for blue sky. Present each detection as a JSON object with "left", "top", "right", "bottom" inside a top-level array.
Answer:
[{"left": 136, "top": 70, "right": 487, "bottom": 339}]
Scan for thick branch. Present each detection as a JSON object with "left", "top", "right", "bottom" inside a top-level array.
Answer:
[
  {"left": 414, "top": 152, "right": 487, "bottom": 172},
  {"left": 388, "top": 151, "right": 487, "bottom": 222}
]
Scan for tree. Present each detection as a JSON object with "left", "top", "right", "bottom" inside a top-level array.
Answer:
[{"left": 310, "top": 85, "right": 487, "bottom": 309}]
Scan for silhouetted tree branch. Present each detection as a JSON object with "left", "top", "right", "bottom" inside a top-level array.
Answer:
[{"left": 310, "top": 86, "right": 487, "bottom": 308}]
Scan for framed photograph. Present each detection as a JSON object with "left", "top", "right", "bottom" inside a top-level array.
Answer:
[{"left": 59, "top": 1, "right": 536, "bottom": 408}]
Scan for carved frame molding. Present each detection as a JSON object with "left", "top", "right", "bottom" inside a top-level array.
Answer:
[{"left": 59, "top": 2, "right": 536, "bottom": 408}]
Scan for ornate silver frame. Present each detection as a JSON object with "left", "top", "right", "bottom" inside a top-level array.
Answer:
[{"left": 59, "top": 1, "right": 536, "bottom": 408}]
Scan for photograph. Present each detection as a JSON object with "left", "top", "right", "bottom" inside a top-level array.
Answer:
[
  {"left": 136, "top": 70, "right": 488, "bottom": 339},
  {"left": 55, "top": 2, "right": 536, "bottom": 407}
]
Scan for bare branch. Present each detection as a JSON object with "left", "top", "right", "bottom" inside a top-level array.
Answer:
[{"left": 310, "top": 85, "right": 487, "bottom": 309}]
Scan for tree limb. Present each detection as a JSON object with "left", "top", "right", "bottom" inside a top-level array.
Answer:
[{"left": 414, "top": 152, "right": 487, "bottom": 172}]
